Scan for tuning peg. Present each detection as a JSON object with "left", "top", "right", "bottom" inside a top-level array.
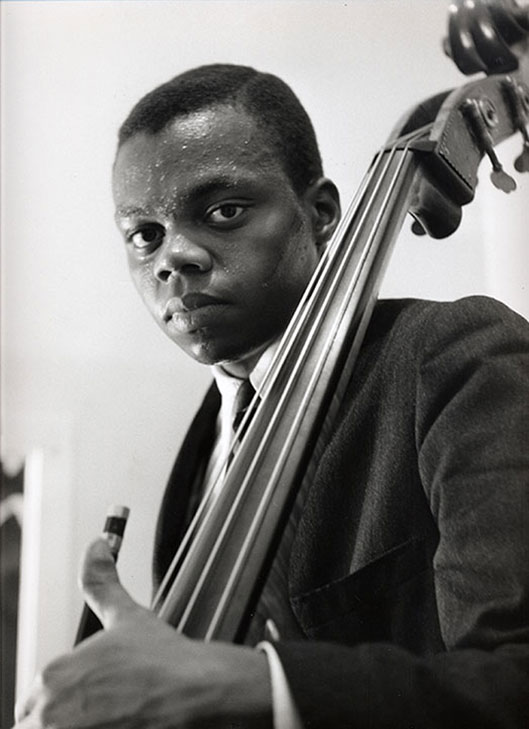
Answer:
[
  {"left": 462, "top": 98, "right": 517, "bottom": 193},
  {"left": 514, "top": 138, "right": 529, "bottom": 173},
  {"left": 490, "top": 165, "right": 517, "bottom": 193},
  {"left": 411, "top": 219, "right": 426, "bottom": 236},
  {"left": 502, "top": 77, "right": 529, "bottom": 174}
]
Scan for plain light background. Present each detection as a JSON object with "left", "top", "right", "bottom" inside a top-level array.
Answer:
[{"left": 1, "top": 0, "right": 528, "bottom": 681}]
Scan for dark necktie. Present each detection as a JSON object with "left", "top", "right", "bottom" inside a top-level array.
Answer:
[
  {"left": 226, "top": 379, "right": 257, "bottom": 472},
  {"left": 232, "top": 379, "right": 256, "bottom": 434}
]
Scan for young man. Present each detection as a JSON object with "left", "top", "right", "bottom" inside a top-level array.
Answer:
[{"left": 16, "top": 65, "right": 529, "bottom": 729}]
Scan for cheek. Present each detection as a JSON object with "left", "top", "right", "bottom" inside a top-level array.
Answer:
[
  {"left": 254, "top": 213, "right": 316, "bottom": 292},
  {"left": 129, "top": 261, "right": 157, "bottom": 309}
]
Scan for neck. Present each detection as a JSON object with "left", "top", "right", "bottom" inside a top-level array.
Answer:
[
  {"left": 219, "top": 354, "right": 264, "bottom": 379},
  {"left": 218, "top": 339, "right": 277, "bottom": 379}
]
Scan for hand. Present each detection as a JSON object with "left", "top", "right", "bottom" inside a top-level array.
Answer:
[{"left": 14, "top": 538, "right": 272, "bottom": 729}]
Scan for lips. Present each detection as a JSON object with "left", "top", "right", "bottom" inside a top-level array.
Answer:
[
  {"left": 163, "top": 293, "right": 226, "bottom": 320},
  {"left": 162, "top": 294, "right": 229, "bottom": 333}
]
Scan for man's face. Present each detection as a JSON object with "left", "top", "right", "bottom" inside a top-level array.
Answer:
[{"left": 113, "top": 104, "right": 322, "bottom": 375}]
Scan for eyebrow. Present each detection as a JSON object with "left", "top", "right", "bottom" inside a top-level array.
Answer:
[
  {"left": 115, "top": 175, "right": 256, "bottom": 219},
  {"left": 115, "top": 205, "right": 148, "bottom": 218},
  {"left": 184, "top": 176, "right": 247, "bottom": 201}
]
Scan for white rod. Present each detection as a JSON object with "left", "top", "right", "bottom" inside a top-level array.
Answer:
[{"left": 15, "top": 448, "right": 44, "bottom": 702}]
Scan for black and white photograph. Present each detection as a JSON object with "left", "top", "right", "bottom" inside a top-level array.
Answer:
[{"left": 1, "top": 1, "right": 528, "bottom": 727}]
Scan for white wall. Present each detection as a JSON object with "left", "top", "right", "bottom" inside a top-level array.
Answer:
[{"left": 2, "top": 0, "right": 527, "bottom": 681}]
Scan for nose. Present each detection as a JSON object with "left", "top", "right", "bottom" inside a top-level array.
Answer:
[{"left": 153, "top": 232, "right": 213, "bottom": 283}]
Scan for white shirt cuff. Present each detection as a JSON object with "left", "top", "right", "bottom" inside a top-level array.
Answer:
[{"left": 257, "top": 641, "right": 304, "bottom": 729}]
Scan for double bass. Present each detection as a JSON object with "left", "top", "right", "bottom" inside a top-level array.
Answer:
[{"left": 81, "top": 0, "right": 529, "bottom": 646}]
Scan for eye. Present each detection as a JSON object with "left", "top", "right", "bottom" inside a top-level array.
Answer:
[
  {"left": 128, "top": 225, "right": 164, "bottom": 253},
  {"left": 206, "top": 203, "right": 247, "bottom": 226}
]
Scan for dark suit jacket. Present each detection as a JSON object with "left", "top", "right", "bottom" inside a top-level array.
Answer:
[{"left": 154, "top": 297, "right": 529, "bottom": 728}]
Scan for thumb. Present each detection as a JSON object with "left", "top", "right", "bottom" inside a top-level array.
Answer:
[{"left": 79, "top": 537, "right": 144, "bottom": 630}]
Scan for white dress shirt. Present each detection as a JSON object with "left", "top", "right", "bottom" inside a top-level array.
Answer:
[{"left": 205, "top": 344, "right": 304, "bottom": 729}]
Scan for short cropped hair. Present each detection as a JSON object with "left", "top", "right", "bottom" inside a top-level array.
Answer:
[{"left": 118, "top": 64, "right": 323, "bottom": 195}]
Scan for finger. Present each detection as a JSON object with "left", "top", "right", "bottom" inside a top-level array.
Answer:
[
  {"left": 14, "top": 671, "right": 43, "bottom": 724},
  {"left": 12, "top": 714, "right": 41, "bottom": 729},
  {"left": 79, "top": 537, "right": 143, "bottom": 629}
]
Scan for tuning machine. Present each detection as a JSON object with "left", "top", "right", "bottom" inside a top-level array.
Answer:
[{"left": 462, "top": 96, "right": 517, "bottom": 192}]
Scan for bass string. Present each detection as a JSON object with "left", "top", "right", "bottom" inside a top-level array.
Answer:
[
  {"left": 150, "top": 139, "right": 390, "bottom": 613},
  {"left": 160, "top": 130, "right": 425, "bottom": 629},
  {"left": 154, "top": 124, "right": 430, "bottom": 627},
  {"left": 201, "top": 133, "right": 426, "bottom": 640},
  {"left": 150, "top": 141, "right": 393, "bottom": 614},
  {"left": 191, "top": 132, "right": 423, "bottom": 632}
]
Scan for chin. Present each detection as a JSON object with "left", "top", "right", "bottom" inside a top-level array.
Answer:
[
  {"left": 180, "top": 338, "right": 236, "bottom": 367},
  {"left": 184, "top": 336, "right": 268, "bottom": 373}
]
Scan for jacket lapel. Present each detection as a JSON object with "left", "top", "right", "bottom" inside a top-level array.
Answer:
[{"left": 152, "top": 383, "right": 220, "bottom": 590}]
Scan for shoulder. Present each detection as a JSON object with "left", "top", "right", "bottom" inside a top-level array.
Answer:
[
  {"left": 368, "top": 296, "right": 529, "bottom": 358},
  {"left": 355, "top": 296, "right": 529, "bottom": 408}
]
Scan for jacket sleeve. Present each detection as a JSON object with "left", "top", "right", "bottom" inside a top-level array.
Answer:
[{"left": 273, "top": 297, "right": 529, "bottom": 729}]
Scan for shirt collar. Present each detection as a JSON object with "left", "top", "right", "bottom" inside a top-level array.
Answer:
[{"left": 211, "top": 339, "right": 281, "bottom": 413}]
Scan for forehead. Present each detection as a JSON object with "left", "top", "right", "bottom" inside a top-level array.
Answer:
[{"left": 112, "top": 105, "right": 288, "bottom": 213}]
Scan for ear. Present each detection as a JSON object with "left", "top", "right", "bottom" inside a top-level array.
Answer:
[{"left": 304, "top": 177, "right": 341, "bottom": 249}]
